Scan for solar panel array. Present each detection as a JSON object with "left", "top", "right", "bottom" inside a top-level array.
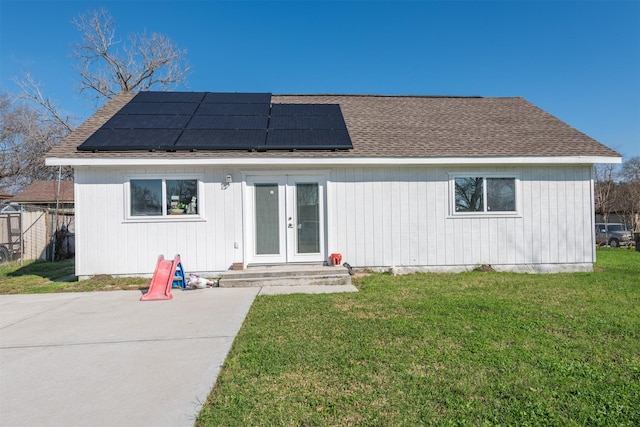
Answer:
[{"left": 78, "top": 92, "right": 353, "bottom": 152}]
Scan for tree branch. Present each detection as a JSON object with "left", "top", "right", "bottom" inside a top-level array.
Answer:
[{"left": 71, "top": 8, "right": 190, "bottom": 105}]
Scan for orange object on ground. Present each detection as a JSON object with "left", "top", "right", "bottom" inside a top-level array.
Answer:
[
  {"left": 329, "top": 253, "right": 342, "bottom": 266},
  {"left": 140, "top": 255, "right": 181, "bottom": 301}
]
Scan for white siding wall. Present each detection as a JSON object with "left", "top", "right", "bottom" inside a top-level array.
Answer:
[
  {"left": 75, "top": 164, "right": 594, "bottom": 277},
  {"left": 327, "top": 165, "right": 594, "bottom": 272},
  {"left": 75, "top": 166, "right": 245, "bottom": 278}
]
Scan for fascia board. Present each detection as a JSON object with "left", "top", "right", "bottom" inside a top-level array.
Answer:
[{"left": 45, "top": 155, "right": 622, "bottom": 167}]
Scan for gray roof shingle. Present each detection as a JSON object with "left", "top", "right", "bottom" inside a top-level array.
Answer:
[
  {"left": 11, "top": 181, "right": 74, "bottom": 204},
  {"left": 46, "top": 93, "right": 620, "bottom": 161}
]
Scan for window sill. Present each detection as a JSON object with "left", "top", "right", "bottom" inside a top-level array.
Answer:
[
  {"left": 123, "top": 215, "right": 206, "bottom": 224},
  {"left": 448, "top": 212, "right": 522, "bottom": 219}
]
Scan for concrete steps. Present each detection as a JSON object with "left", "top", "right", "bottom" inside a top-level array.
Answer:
[{"left": 218, "top": 264, "right": 351, "bottom": 288}]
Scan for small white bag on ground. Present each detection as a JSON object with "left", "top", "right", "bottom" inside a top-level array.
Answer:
[{"left": 186, "top": 274, "right": 215, "bottom": 289}]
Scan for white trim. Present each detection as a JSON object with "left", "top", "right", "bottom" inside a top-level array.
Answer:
[
  {"left": 46, "top": 155, "right": 622, "bottom": 167},
  {"left": 123, "top": 174, "right": 204, "bottom": 222},
  {"left": 373, "top": 263, "right": 594, "bottom": 274},
  {"left": 240, "top": 169, "right": 331, "bottom": 178},
  {"left": 243, "top": 172, "right": 328, "bottom": 265},
  {"left": 286, "top": 175, "right": 327, "bottom": 263},
  {"left": 447, "top": 172, "right": 522, "bottom": 218},
  {"left": 244, "top": 176, "right": 287, "bottom": 264}
]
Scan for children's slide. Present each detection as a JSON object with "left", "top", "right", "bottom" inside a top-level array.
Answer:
[{"left": 140, "top": 255, "right": 182, "bottom": 301}]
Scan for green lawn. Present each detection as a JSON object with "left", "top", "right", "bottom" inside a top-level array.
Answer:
[
  {"left": 197, "top": 249, "right": 640, "bottom": 426},
  {"left": 0, "top": 259, "right": 148, "bottom": 294},
  {"left": 1, "top": 250, "right": 638, "bottom": 424}
]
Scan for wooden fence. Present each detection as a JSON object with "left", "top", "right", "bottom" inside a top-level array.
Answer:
[{"left": 0, "top": 208, "right": 74, "bottom": 262}]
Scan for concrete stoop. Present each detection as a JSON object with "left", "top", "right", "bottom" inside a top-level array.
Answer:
[{"left": 218, "top": 264, "right": 352, "bottom": 287}]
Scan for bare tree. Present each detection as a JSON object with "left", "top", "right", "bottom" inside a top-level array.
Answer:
[
  {"left": 6, "top": 8, "right": 190, "bottom": 194},
  {"left": 0, "top": 92, "right": 73, "bottom": 194},
  {"left": 620, "top": 156, "right": 640, "bottom": 183},
  {"left": 593, "top": 164, "right": 618, "bottom": 223},
  {"left": 619, "top": 156, "right": 640, "bottom": 231},
  {"left": 72, "top": 8, "right": 190, "bottom": 105},
  {"left": 14, "top": 72, "right": 75, "bottom": 134},
  {"left": 593, "top": 159, "right": 640, "bottom": 231}
]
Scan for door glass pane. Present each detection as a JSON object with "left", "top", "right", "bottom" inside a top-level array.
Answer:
[
  {"left": 255, "top": 184, "right": 280, "bottom": 255},
  {"left": 296, "top": 183, "right": 320, "bottom": 253}
]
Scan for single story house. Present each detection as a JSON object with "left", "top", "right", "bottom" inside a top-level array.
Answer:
[{"left": 46, "top": 92, "right": 620, "bottom": 279}]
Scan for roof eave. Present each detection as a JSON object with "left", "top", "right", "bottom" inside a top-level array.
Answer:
[
  {"left": 45, "top": 155, "right": 622, "bottom": 167},
  {"left": 11, "top": 200, "right": 74, "bottom": 204}
]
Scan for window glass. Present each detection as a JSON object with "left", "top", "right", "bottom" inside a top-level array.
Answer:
[
  {"left": 129, "top": 178, "right": 199, "bottom": 217},
  {"left": 486, "top": 178, "right": 515, "bottom": 211},
  {"left": 453, "top": 176, "right": 517, "bottom": 214},
  {"left": 166, "top": 180, "right": 198, "bottom": 215},
  {"left": 130, "top": 179, "right": 162, "bottom": 216},
  {"left": 455, "top": 177, "right": 483, "bottom": 212}
]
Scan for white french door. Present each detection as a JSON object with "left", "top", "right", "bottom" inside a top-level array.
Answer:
[{"left": 246, "top": 174, "right": 325, "bottom": 264}]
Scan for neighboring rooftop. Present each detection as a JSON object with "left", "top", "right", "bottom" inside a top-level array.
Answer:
[
  {"left": 46, "top": 92, "right": 621, "bottom": 161},
  {"left": 11, "top": 181, "right": 74, "bottom": 204}
]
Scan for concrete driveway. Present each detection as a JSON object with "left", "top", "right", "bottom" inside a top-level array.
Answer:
[{"left": 0, "top": 288, "right": 259, "bottom": 427}]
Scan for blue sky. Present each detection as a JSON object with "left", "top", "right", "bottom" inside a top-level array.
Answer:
[{"left": 1, "top": 0, "right": 639, "bottom": 159}]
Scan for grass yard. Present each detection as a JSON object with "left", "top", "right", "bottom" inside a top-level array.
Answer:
[
  {"left": 197, "top": 249, "right": 640, "bottom": 426},
  {"left": 0, "top": 259, "right": 149, "bottom": 294}
]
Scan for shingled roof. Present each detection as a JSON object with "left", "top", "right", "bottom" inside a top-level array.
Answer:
[
  {"left": 46, "top": 92, "right": 620, "bottom": 162},
  {"left": 11, "top": 181, "right": 74, "bottom": 204}
]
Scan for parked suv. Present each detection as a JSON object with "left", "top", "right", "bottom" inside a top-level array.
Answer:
[{"left": 594, "top": 223, "right": 633, "bottom": 247}]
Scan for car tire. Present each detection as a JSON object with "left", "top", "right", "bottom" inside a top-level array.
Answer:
[
  {"left": 609, "top": 238, "right": 620, "bottom": 248},
  {"left": 0, "top": 246, "right": 9, "bottom": 263}
]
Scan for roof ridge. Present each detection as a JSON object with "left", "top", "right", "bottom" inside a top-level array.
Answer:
[{"left": 272, "top": 94, "right": 523, "bottom": 99}]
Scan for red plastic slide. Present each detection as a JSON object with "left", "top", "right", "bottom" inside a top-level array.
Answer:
[{"left": 140, "top": 255, "right": 180, "bottom": 301}]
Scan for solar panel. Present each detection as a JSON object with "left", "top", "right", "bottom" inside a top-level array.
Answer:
[
  {"left": 203, "top": 92, "right": 272, "bottom": 104},
  {"left": 270, "top": 104, "right": 342, "bottom": 116},
  {"left": 119, "top": 102, "right": 199, "bottom": 115},
  {"left": 174, "top": 129, "right": 267, "bottom": 150},
  {"left": 188, "top": 115, "right": 269, "bottom": 130},
  {"left": 195, "top": 103, "right": 270, "bottom": 116},
  {"left": 78, "top": 129, "right": 182, "bottom": 151},
  {"left": 132, "top": 92, "right": 205, "bottom": 103},
  {"left": 103, "top": 114, "right": 191, "bottom": 129},
  {"left": 78, "top": 92, "right": 353, "bottom": 152},
  {"left": 268, "top": 115, "right": 347, "bottom": 130},
  {"left": 266, "top": 130, "right": 353, "bottom": 150}
]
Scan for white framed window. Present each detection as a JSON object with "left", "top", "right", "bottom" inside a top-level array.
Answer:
[
  {"left": 449, "top": 173, "right": 520, "bottom": 216},
  {"left": 126, "top": 177, "right": 202, "bottom": 219}
]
